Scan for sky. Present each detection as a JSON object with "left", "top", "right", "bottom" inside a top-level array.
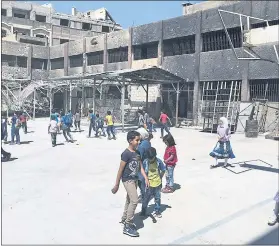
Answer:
[{"left": 34, "top": 1, "right": 202, "bottom": 28}]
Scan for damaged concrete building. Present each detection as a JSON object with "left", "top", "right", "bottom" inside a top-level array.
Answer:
[{"left": 1, "top": 1, "right": 279, "bottom": 132}]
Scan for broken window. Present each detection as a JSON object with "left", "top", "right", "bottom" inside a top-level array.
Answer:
[
  {"left": 51, "top": 58, "right": 64, "bottom": 70},
  {"left": 202, "top": 27, "right": 242, "bottom": 52},
  {"left": 60, "top": 19, "right": 69, "bottom": 27},
  {"left": 251, "top": 19, "right": 279, "bottom": 29},
  {"left": 163, "top": 35, "right": 195, "bottom": 57},
  {"left": 35, "top": 14, "right": 46, "bottom": 23},
  {"left": 19, "top": 38, "right": 45, "bottom": 46},
  {"left": 69, "top": 54, "right": 83, "bottom": 68},
  {"left": 1, "top": 54, "right": 17, "bottom": 67},
  {"left": 13, "top": 28, "right": 30, "bottom": 36},
  {"left": 108, "top": 47, "right": 128, "bottom": 63},
  {"left": 249, "top": 79, "right": 279, "bottom": 102},
  {"left": 102, "top": 26, "right": 110, "bottom": 33},
  {"left": 133, "top": 42, "right": 158, "bottom": 60},
  {"left": 35, "top": 34, "right": 46, "bottom": 38},
  {"left": 17, "top": 56, "right": 27, "bottom": 68},
  {"left": 82, "top": 22, "right": 91, "bottom": 30},
  {"left": 87, "top": 51, "right": 103, "bottom": 65},
  {"left": 31, "top": 58, "right": 48, "bottom": 70},
  {"left": 60, "top": 39, "right": 69, "bottom": 44},
  {"left": 1, "top": 9, "right": 7, "bottom": 16},
  {"left": 1, "top": 29, "right": 7, "bottom": 37}
]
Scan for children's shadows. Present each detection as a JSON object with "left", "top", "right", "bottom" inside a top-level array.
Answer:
[
  {"left": 134, "top": 204, "right": 172, "bottom": 230},
  {"left": 2, "top": 157, "right": 18, "bottom": 162},
  {"left": 27, "top": 131, "right": 35, "bottom": 133},
  {"left": 71, "top": 130, "right": 85, "bottom": 133},
  {"left": 173, "top": 183, "right": 181, "bottom": 191},
  {"left": 211, "top": 162, "right": 235, "bottom": 169},
  {"left": 7, "top": 141, "right": 34, "bottom": 145},
  {"left": 56, "top": 143, "right": 65, "bottom": 146}
]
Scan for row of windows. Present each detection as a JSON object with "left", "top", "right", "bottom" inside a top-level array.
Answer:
[{"left": 2, "top": 54, "right": 27, "bottom": 68}]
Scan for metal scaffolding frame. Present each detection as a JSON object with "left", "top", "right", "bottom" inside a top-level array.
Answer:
[{"left": 1, "top": 66, "right": 186, "bottom": 131}]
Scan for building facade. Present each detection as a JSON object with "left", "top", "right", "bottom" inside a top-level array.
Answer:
[{"left": 1, "top": 1, "right": 279, "bottom": 125}]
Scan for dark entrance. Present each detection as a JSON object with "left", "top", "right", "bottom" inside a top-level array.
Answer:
[{"left": 53, "top": 91, "right": 64, "bottom": 110}]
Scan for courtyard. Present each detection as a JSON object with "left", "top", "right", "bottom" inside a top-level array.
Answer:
[{"left": 1, "top": 118, "right": 279, "bottom": 244}]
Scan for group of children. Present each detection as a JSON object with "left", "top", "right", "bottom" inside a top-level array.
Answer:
[{"left": 112, "top": 127, "right": 178, "bottom": 237}]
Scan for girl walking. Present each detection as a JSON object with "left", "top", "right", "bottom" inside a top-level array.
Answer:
[
  {"left": 209, "top": 117, "right": 235, "bottom": 168},
  {"left": 162, "top": 134, "right": 178, "bottom": 193}
]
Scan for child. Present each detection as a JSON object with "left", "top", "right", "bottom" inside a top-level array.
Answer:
[
  {"left": 87, "top": 109, "right": 96, "bottom": 138},
  {"left": 48, "top": 115, "right": 59, "bottom": 147},
  {"left": 111, "top": 130, "right": 149, "bottom": 237},
  {"left": 140, "top": 147, "right": 165, "bottom": 218},
  {"left": 159, "top": 110, "right": 172, "bottom": 138},
  {"left": 95, "top": 114, "right": 106, "bottom": 137},
  {"left": 105, "top": 111, "right": 116, "bottom": 140},
  {"left": 61, "top": 112, "right": 74, "bottom": 143},
  {"left": 74, "top": 110, "right": 81, "bottom": 131},
  {"left": 10, "top": 112, "right": 21, "bottom": 145},
  {"left": 209, "top": 117, "right": 235, "bottom": 168},
  {"left": 162, "top": 134, "right": 178, "bottom": 193},
  {"left": 268, "top": 191, "right": 279, "bottom": 226}
]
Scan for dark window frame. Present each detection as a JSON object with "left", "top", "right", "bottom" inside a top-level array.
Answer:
[
  {"left": 102, "top": 26, "right": 110, "bottom": 33},
  {"left": 163, "top": 35, "right": 195, "bottom": 57},
  {"left": 50, "top": 57, "right": 64, "bottom": 70},
  {"left": 1, "top": 54, "right": 27, "bottom": 68},
  {"left": 1, "top": 9, "right": 7, "bottom": 16},
  {"left": 60, "top": 39, "right": 69, "bottom": 44},
  {"left": 82, "top": 22, "right": 91, "bottom": 31},
  {"left": 87, "top": 51, "right": 104, "bottom": 66},
  {"left": 108, "top": 47, "right": 128, "bottom": 63},
  {"left": 133, "top": 41, "right": 158, "bottom": 60},
  {"left": 31, "top": 58, "right": 48, "bottom": 70},
  {"left": 60, "top": 18, "right": 69, "bottom": 27},
  {"left": 69, "top": 54, "right": 83, "bottom": 68},
  {"left": 35, "top": 14, "right": 46, "bottom": 23}
]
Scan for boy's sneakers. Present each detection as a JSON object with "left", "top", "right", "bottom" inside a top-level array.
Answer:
[
  {"left": 268, "top": 214, "right": 279, "bottom": 226},
  {"left": 154, "top": 211, "right": 162, "bottom": 218},
  {"left": 161, "top": 186, "right": 173, "bottom": 193},
  {"left": 119, "top": 220, "right": 136, "bottom": 229},
  {"left": 123, "top": 223, "right": 139, "bottom": 237}
]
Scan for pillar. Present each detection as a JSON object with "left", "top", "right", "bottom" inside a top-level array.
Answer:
[
  {"left": 193, "top": 11, "right": 202, "bottom": 126},
  {"left": 175, "top": 82, "right": 180, "bottom": 127},
  {"left": 33, "top": 88, "right": 36, "bottom": 119},
  {"left": 128, "top": 27, "right": 133, "bottom": 68},
  {"left": 27, "top": 45, "right": 32, "bottom": 79},
  {"left": 64, "top": 42, "right": 69, "bottom": 76},
  {"left": 158, "top": 20, "right": 164, "bottom": 67},
  {"left": 121, "top": 83, "right": 126, "bottom": 132},
  {"left": 103, "top": 34, "right": 108, "bottom": 72},
  {"left": 93, "top": 78, "right": 96, "bottom": 112}
]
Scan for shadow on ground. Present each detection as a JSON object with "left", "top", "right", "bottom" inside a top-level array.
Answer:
[
  {"left": 1, "top": 157, "right": 18, "bottom": 162},
  {"left": 6, "top": 141, "right": 34, "bottom": 145},
  {"left": 134, "top": 204, "right": 172, "bottom": 230},
  {"left": 247, "top": 226, "right": 279, "bottom": 245},
  {"left": 240, "top": 163, "right": 279, "bottom": 174}
]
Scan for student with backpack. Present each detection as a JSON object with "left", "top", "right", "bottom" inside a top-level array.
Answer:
[
  {"left": 95, "top": 114, "right": 106, "bottom": 137},
  {"left": 88, "top": 109, "right": 96, "bottom": 138},
  {"left": 61, "top": 112, "right": 74, "bottom": 143}
]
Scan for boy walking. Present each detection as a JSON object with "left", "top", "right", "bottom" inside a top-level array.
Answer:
[
  {"left": 88, "top": 109, "right": 96, "bottom": 137},
  {"left": 10, "top": 112, "right": 21, "bottom": 145},
  {"left": 105, "top": 111, "right": 116, "bottom": 140},
  {"left": 61, "top": 112, "right": 74, "bottom": 143},
  {"left": 95, "top": 114, "right": 106, "bottom": 137},
  {"left": 112, "top": 130, "right": 149, "bottom": 237},
  {"left": 74, "top": 110, "right": 81, "bottom": 131},
  {"left": 140, "top": 147, "right": 165, "bottom": 218},
  {"left": 48, "top": 115, "right": 59, "bottom": 147}
]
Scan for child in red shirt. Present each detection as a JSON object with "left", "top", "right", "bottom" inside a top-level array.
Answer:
[{"left": 162, "top": 134, "right": 178, "bottom": 193}]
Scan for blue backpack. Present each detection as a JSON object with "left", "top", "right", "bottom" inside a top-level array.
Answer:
[{"left": 64, "top": 114, "right": 72, "bottom": 125}]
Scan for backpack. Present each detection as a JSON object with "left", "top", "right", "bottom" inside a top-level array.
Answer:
[
  {"left": 97, "top": 118, "right": 104, "bottom": 128},
  {"left": 64, "top": 114, "right": 72, "bottom": 125}
]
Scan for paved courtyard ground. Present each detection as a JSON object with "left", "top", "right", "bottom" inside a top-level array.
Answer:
[{"left": 2, "top": 118, "right": 279, "bottom": 244}]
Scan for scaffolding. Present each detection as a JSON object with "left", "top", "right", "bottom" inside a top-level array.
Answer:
[{"left": 200, "top": 80, "right": 241, "bottom": 132}]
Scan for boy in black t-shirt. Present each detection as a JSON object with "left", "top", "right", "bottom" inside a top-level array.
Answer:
[{"left": 112, "top": 130, "right": 149, "bottom": 237}]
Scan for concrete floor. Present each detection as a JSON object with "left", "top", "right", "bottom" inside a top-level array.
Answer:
[{"left": 2, "top": 118, "right": 279, "bottom": 244}]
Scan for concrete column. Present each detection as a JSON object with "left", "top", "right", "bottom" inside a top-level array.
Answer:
[
  {"left": 103, "top": 34, "right": 108, "bottom": 72},
  {"left": 128, "top": 27, "right": 133, "bottom": 69},
  {"left": 158, "top": 20, "right": 164, "bottom": 67},
  {"left": 175, "top": 82, "right": 180, "bottom": 127},
  {"left": 30, "top": 11, "right": 36, "bottom": 21},
  {"left": 193, "top": 11, "right": 202, "bottom": 126},
  {"left": 27, "top": 45, "right": 32, "bottom": 79},
  {"left": 82, "top": 37, "right": 87, "bottom": 74},
  {"left": 121, "top": 83, "right": 126, "bottom": 132},
  {"left": 7, "top": 8, "right": 12, "bottom": 17},
  {"left": 64, "top": 42, "right": 69, "bottom": 76}
]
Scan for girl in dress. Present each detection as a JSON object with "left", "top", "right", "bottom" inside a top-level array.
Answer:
[
  {"left": 268, "top": 191, "right": 279, "bottom": 226},
  {"left": 209, "top": 117, "right": 235, "bottom": 168}
]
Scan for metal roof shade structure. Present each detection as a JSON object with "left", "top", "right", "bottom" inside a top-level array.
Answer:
[
  {"left": 2, "top": 66, "right": 186, "bottom": 131},
  {"left": 45, "top": 66, "right": 187, "bottom": 131}
]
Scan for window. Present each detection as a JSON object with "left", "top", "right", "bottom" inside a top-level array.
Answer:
[
  {"left": 1, "top": 29, "right": 7, "bottom": 38},
  {"left": 107, "top": 85, "right": 128, "bottom": 99},
  {"left": 102, "top": 26, "right": 110, "bottom": 33},
  {"left": 60, "top": 19, "right": 69, "bottom": 27},
  {"left": 35, "top": 15, "right": 46, "bottom": 23},
  {"left": 13, "top": 28, "right": 30, "bottom": 36},
  {"left": 133, "top": 42, "right": 158, "bottom": 60},
  {"left": 31, "top": 58, "right": 48, "bottom": 70},
  {"left": 1, "top": 55, "right": 27, "bottom": 67},
  {"left": 108, "top": 47, "right": 128, "bottom": 63},
  {"left": 35, "top": 34, "right": 46, "bottom": 38},
  {"left": 14, "top": 13, "right": 26, "bottom": 19},
  {"left": 60, "top": 39, "right": 69, "bottom": 44},
  {"left": 87, "top": 51, "right": 103, "bottom": 65},
  {"left": 251, "top": 19, "right": 279, "bottom": 29},
  {"left": 17, "top": 56, "right": 27, "bottom": 68},
  {"left": 69, "top": 54, "right": 83, "bottom": 68},
  {"left": 20, "top": 38, "right": 45, "bottom": 46},
  {"left": 82, "top": 22, "right": 91, "bottom": 30},
  {"left": 202, "top": 27, "right": 242, "bottom": 52},
  {"left": 249, "top": 79, "right": 279, "bottom": 102},
  {"left": 163, "top": 35, "right": 195, "bottom": 57},
  {"left": 51, "top": 58, "right": 64, "bottom": 70},
  {"left": 1, "top": 9, "right": 7, "bottom": 16},
  {"left": 1, "top": 54, "right": 17, "bottom": 67}
]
